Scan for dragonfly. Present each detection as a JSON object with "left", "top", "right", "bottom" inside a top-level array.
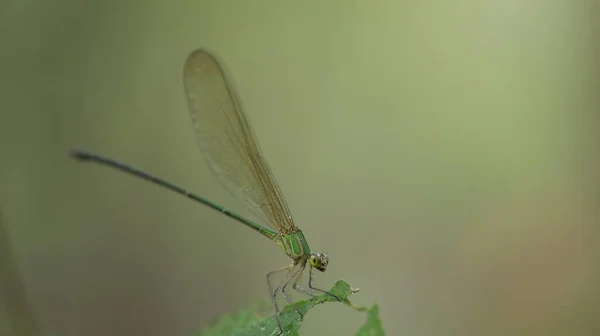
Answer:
[{"left": 70, "top": 48, "right": 339, "bottom": 335}]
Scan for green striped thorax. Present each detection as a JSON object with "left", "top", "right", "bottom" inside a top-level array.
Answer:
[{"left": 276, "top": 230, "right": 329, "bottom": 272}]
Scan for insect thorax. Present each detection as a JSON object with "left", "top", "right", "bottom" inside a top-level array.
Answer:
[{"left": 276, "top": 230, "right": 311, "bottom": 261}]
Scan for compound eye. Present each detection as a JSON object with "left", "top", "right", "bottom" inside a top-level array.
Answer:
[{"left": 310, "top": 253, "right": 328, "bottom": 272}]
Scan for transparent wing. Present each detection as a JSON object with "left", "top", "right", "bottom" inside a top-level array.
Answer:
[{"left": 183, "top": 48, "right": 295, "bottom": 232}]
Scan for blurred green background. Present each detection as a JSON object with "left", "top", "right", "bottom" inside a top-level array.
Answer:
[{"left": 1, "top": 0, "right": 598, "bottom": 335}]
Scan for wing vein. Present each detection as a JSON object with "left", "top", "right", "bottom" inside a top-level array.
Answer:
[{"left": 182, "top": 48, "right": 296, "bottom": 232}]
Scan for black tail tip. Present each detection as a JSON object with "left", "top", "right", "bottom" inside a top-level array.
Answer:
[{"left": 68, "top": 149, "right": 89, "bottom": 161}]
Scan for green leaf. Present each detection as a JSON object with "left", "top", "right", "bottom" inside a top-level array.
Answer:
[
  {"left": 354, "top": 304, "right": 384, "bottom": 336},
  {"left": 198, "top": 280, "right": 384, "bottom": 336}
]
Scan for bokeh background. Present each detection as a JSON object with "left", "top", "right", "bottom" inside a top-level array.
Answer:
[{"left": 1, "top": 0, "right": 598, "bottom": 335}]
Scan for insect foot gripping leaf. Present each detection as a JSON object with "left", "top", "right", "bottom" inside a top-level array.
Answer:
[{"left": 198, "top": 280, "right": 385, "bottom": 336}]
